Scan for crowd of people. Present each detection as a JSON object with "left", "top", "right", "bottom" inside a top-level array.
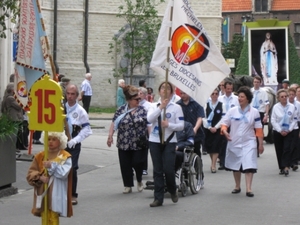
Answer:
[
  {"left": 108, "top": 77, "right": 300, "bottom": 207},
  {"left": 2, "top": 75, "right": 300, "bottom": 216}
]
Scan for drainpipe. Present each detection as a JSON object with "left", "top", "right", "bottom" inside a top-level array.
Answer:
[
  {"left": 53, "top": 0, "right": 59, "bottom": 74},
  {"left": 84, "top": 0, "right": 90, "bottom": 73}
]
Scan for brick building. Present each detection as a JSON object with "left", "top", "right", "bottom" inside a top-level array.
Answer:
[{"left": 222, "top": 0, "right": 300, "bottom": 56}]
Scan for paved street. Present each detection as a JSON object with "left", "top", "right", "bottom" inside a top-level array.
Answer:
[{"left": 1, "top": 119, "right": 300, "bottom": 225}]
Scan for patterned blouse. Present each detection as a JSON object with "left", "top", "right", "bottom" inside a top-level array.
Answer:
[{"left": 113, "top": 104, "right": 148, "bottom": 151}]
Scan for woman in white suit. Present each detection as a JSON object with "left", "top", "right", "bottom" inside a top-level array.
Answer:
[{"left": 221, "top": 86, "right": 264, "bottom": 197}]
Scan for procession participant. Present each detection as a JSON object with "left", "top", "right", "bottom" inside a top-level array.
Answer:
[
  {"left": 221, "top": 86, "right": 264, "bottom": 197},
  {"left": 217, "top": 80, "right": 239, "bottom": 170},
  {"left": 250, "top": 75, "right": 269, "bottom": 156},
  {"left": 271, "top": 89, "right": 297, "bottom": 176},
  {"left": 138, "top": 87, "right": 152, "bottom": 175},
  {"left": 65, "top": 84, "right": 92, "bottom": 205},
  {"left": 203, "top": 89, "right": 225, "bottom": 173},
  {"left": 287, "top": 88, "right": 300, "bottom": 171},
  {"left": 107, "top": 85, "right": 148, "bottom": 194},
  {"left": 147, "top": 81, "right": 184, "bottom": 207},
  {"left": 27, "top": 132, "right": 73, "bottom": 220}
]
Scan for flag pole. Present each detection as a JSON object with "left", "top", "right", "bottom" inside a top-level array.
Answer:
[
  {"left": 162, "top": 1, "right": 174, "bottom": 143},
  {"left": 35, "top": 0, "right": 56, "bottom": 81},
  {"left": 35, "top": 1, "right": 60, "bottom": 224}
]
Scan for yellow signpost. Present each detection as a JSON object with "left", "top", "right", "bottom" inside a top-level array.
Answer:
[{"left": 28, "top": 75, "right": 65, "bottom": 225}]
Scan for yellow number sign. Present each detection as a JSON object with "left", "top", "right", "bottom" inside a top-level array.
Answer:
[{"left": 28, "top": 75, "right": 65, "bottom": 131}]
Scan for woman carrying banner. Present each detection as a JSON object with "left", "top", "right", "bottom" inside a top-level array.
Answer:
[{"left": 147, "top": 82, "right": 184, "bottom": 207}]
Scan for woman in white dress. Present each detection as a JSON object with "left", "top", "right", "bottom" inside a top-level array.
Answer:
[{"left": 221, "top": 87, "right": 264, "bottom": 197}]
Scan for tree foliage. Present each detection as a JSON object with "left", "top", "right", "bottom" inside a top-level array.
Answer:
[
  {"left": 108, "top": 0, "right": 164, "bottom": 84},
  {"left": 222, "top": 34, "right": 244, "bottom": 73},
  {"left": 288, "top": 32, "right": 300, "bottom": 84},
  {"left": 235, "top": 35, "right": 249, "bottom": 75},
  {"left": 0, "top": 0, "right": 19, "bottom": 38}
]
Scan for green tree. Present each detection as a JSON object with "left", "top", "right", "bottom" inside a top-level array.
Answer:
[
  {"left": 222, "top": 34, "right": 244, "bottom": 73},
  {"left": 0, "top": 0, "right": 19, "bottom": 38},
  {"left": 288, "top": 32, "right": 300, "bottom": 84},
  {"left": 235, "top": 35, "right": 249, "bottom": 75},
  {"left": 108, "top": 0, "right": 164, "bottom": 84}
]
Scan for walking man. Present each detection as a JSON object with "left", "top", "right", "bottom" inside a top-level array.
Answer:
[{"left": 65, "top": 84, "right": 92, "bottom": 205}]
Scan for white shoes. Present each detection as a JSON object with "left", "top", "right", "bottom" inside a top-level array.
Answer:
[
  {"left": 137, "top": 182, "right": 144, "bottom": 192},
  {"left": 123, "top": 187, "right": 132, "bottom": 194}
]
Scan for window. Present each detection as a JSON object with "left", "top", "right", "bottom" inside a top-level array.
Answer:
[
  {"left": 234, "top": 23, "right": 242, "bottom": 34},
  {"left": 255, "top": 0, "right": 268, "bottom": 12},
  {"left": 294, "top": 23, "right": 300, "bottom": 47}
]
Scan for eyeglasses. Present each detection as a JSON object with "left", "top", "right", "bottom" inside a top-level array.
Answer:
[
  {"left": 211, "top": 93, "right": 219, "bottom": 96},
  {"left": 280, "top": 95, "right": 288, "bottom": 98},
  {"left": 132, "top": 98, "right": 141, "bottom": 101}
]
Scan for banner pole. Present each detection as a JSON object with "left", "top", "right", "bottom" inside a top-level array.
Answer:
[
  {"left": 35, "top": 0, "right": 56, "bottom": 80},
  {"left": 42, "top": 131, "right": 48, "bottom": 225},
  {"left": 162, "top": 1, "right": 174, "bottom": 143}
]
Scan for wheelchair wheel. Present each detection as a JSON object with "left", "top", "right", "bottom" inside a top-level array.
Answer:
[
  {"left": 188, "top": 153, "right": 203, "bottom": 194},
  {"left": 180, "top": 182, "right": 187, "bottom": 197}
]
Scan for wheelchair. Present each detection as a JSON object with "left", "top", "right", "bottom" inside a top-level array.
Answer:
[{"left": 145, "top": 146, "right": 203, "bottom": 197}]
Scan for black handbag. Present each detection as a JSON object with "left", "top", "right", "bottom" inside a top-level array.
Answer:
[{"left": 136, "top": 135, "right": 149, "bottom": 149}]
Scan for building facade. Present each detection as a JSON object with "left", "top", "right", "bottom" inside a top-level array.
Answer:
[
  {"left": 0, "top": 0, "right": 223, "bottom": 107},
  {"left": 222, "top": 0, "right": 300, "bottom": 56}
]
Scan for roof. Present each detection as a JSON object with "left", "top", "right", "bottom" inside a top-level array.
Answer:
[
  {"left": 222, "top": 0, "right": 300, "bottom": 13},
  {"left": 271, "top": 0, "right": 300, "bottom": 11},
  {"left": 222, "top": 0, "right": 252, "bottom": 12}
]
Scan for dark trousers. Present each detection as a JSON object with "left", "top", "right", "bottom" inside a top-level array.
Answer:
[
  {"left": 291, "top": 129, "right": 300, "bottom": 166},
  {"left": 66, "top": 143, "right": 81, "bottom": 198},
  {"left": 149, "top": 142, "right": 176, "bottom": 203},
  {"left": 82, "top": 95, "right": 91, "bottom": 113},
  {"left": 118, "top": 149, "right": 144, "bottom": 187},
  {"left": 219, "top": 138, "right": 227, "bottom": 166},
  {"left": 142, "top": 148, "right": 149, "bottom": 171},
  {"left": 273, "top": 130, "right": 294, "bottom": 169},
  {"left": 22, "top": 121, "right": 29, "bottom": 147},
  {"left": 33, "top": 131, "right": 42, "bottom": 141},
  {"left": 194, "top": 141, "right": 201, "bottom": 158}
]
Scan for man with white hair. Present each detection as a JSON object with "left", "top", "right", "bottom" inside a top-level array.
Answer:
[
  {"left": 78, "top": 73, "right": 92, "bottom": 113},
  {"left": 117, "top": 79, "right": 126, "bottom": 108}
]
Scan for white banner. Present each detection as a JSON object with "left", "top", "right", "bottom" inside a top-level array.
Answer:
[{"left": 150, "top": 0, "right": 230, "bottom": 106}]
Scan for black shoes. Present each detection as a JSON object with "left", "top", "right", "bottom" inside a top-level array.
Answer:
[
  {"left": 171, "top": 190, "right": 178, "bottom": 203},
  {"left": 231, "top": 188, "right": 241, "bottom": 194},
  {"left": 218, "top": 165, "right": 225, "bottom": 170},
  {"left": 246, "top": 192, "right": 254, "bottom": 197},
  {"left": 33, "top": 140, "right": 43, "bottom": 145},
  {"left": 284, "top": 170, "right": 289, "bottom": 177},
  {"left": 150, "top": 200, "right": 163, "bottom": 207},
  {"left": 292, "top": 165, "right": 298, "bottom": 171}
]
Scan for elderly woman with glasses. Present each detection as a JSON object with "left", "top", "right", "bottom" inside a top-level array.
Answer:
[
  {"left": 107, "top": 85, "right": 148, "bottom": 194},
  {"left": 271, "top": 89, "right": 298, "bottom": 176},
  {"left": 221, "top": 86, "right": 264, "bottom": 197}
]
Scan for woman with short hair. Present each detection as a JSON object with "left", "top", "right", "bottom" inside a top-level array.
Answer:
[
  {"left": 221, "top": 86, "right": 264, "bottom": 197},
  {"left": 107, "top": 85, "right": 148, "bottom": 194},
  {"left": 271, "top": 89, "right": 298, "bottom": 176}
]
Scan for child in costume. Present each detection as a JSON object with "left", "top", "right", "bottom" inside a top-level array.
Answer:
[{"left": 27, "top": 132, "right": 73, "bottom": 222}]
